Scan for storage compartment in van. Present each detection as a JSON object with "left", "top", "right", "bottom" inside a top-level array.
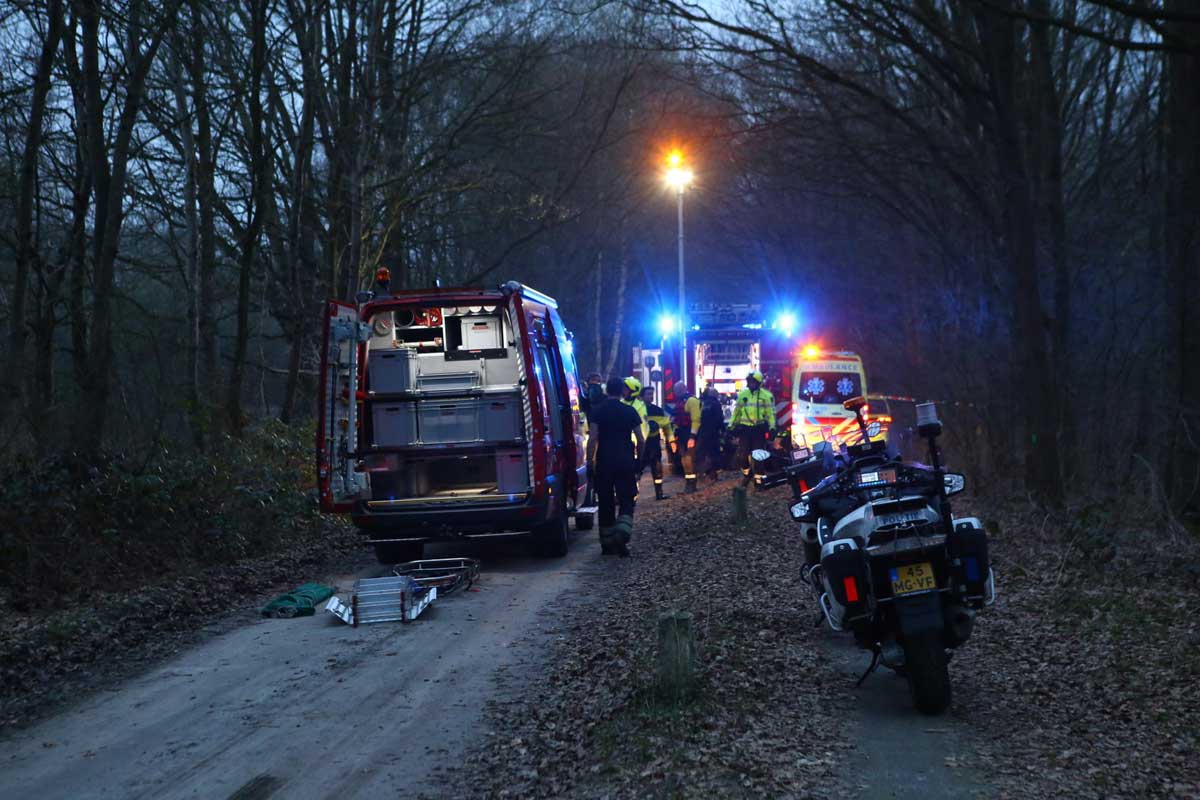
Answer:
[
  {"left": 369, "top": 392, "right": 524, "bottom": 447},
  {"left": 364, "top": 304, "right": 519, "bottom": 393},
  {"left": 367, "top": 449, "right": 530, "bottom": 502}
]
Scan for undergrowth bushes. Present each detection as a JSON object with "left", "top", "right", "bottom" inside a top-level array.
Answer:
[{"left": 0, "top": 421, "right": 337, "bottom": 610}]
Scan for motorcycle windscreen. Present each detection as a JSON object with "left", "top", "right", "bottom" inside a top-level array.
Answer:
[{"left": 317, "top": 299, "right": 361, "bottom": 512}]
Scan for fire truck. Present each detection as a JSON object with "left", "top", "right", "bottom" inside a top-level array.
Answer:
[{"left": 648, "top": 303, "right": 801, "bottom": 438}]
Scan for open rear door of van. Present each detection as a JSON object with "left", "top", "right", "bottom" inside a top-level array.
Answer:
[{"left": 317, "top": 299, "right": 370, "bottom": 512}]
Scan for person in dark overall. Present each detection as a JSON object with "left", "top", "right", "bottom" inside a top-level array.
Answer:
[
  {"left": 696, "top": 385, "right": 726, "bottom": 482},
  {"left": 585, "top": 377, "right": 646, "bottom": 556},
  {"left": 580, "top": 372, "right": 605, "bottom": 507}
]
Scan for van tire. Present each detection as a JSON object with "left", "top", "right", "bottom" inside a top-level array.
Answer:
[
  {"left": 533, "top": 513, "right": 569, "bottom": 558},
  {"left": 373, "top": 540, "right": 423, "bottom": 564}
]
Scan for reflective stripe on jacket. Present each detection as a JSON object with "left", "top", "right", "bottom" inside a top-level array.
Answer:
[
  {"left": 623, "top": 398, "right": 649, "bottom": 440},
  {"left": 729, "top": 388, "right": 776, "bottom": 429},
  {"left": 644, "top": 402, "right": 672, "bottom": 440}
]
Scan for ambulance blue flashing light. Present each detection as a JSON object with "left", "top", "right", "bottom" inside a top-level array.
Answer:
[{"left": 657, "top": 314, "right": 679, "bottom": 336}]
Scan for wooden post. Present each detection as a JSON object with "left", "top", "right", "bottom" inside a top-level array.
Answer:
[
  {"left": 656, "top": 611, "right": 696, "bottom": 702},
  {"left": 732, "top": 486, "right": 749, "bottom": 523}
]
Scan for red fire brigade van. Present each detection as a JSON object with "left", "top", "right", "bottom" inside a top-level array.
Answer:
[{"left": 317, "top": 281, "right": 590, "bottom": 563}]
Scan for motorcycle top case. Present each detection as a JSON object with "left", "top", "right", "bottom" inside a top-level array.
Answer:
[{"left": 948, "top": 517, "right": 990, "bottom": 604}]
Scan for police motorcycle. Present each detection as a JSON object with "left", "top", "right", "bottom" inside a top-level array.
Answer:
[{"left": 752, "top": 398, "right": 994, "bottom": 714}]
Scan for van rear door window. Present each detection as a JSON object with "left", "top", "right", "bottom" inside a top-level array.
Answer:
[{"left": 798, "top": 372, "right": 861, "bottom": 405}]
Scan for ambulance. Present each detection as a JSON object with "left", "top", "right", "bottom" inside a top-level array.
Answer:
[{"left": 789, "top": 347, "right": 889, "bottom": 453}]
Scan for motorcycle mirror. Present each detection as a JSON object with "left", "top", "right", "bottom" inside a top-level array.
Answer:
[
  {"left": 843, "top": 395, "right": 868, "bottom": 412},
  {"left": 751, "top": 449, "right": 772, "bottom": 462},
  {"left": 944, "top": 472, "right": 965, "bottom": 495}
]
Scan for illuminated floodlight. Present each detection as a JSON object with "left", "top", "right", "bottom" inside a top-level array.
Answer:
[
  {"left": 664, "top": 150, "right": 693, "bottom": 191},
  {"left": 657, "top": 314, "right": 679, "bottom": 336},
  {"left": 774, "top": 311, "right": 797, "bottom": 335},
  {"left": 665, "top": 166, "right": 693, "bottom": 191}
]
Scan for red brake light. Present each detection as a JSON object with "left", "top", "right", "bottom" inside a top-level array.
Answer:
[{"left": 843, "top": 576, "right": 860, "bottom": 603}]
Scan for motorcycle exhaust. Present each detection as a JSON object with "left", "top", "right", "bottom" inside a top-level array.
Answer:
[{"left": 943, "top": 604, "right": 975, "bottom": 647}]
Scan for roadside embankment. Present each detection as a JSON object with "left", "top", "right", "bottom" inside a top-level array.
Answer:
[
  {"left": 448, "top": 484, "right": 1200, "bottom": 799},
  {"left": 0, "top": 423, "right": 359, "bottom": 729}
]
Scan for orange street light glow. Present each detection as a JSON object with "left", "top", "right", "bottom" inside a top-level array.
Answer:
[
  {"left": 665, "top": 166, "right": 693, "bottom": 190},
  {"left": 667, "top": 150, "right": 683, "bottom": 167}
]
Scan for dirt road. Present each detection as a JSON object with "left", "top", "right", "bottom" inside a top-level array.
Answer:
[
  {"left": 820, "top": 635, "right": 991, "bottom": 799},
  {"left": 0, "top": 537, "right": 590, "bottom": 800},
  {"left": 3, "top": 474, "right": 1004, "bottom": 800}
]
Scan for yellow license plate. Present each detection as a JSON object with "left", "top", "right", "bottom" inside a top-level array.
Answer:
[{"left": 890, "top": 562, "right": 937, "bottom": 595}]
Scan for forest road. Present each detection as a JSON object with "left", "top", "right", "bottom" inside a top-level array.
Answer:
[
  {"left": 820, "top": 632, "right": 993, "bottom": 798},
  {"left": 0, "top": 536, "right": 589, "bottom": 800}
]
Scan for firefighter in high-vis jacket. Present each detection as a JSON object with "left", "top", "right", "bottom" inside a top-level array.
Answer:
[
  {"left": 623, "top": 377, "right": 648, "bottom": 497},
  {"left": 671, "top": 382, "right": 703, "bottom": 494},
  {"left": 639, "top": 386, "right": 673, "bottom": 500},
  {"left": 729, "top": 370, "right": 776, "bottom": 486},
  {"left": 623, "top": 377, "right": 648, "bottom": 437}
]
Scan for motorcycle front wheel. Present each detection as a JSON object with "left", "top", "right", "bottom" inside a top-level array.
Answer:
[{"left": 902, "top": 632, "right": 952, "bottom": 714}]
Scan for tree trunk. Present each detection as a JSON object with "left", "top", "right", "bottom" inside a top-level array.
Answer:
[
  {"left": 1029, "top": 0, "right": 1074, "bottom": 473},
  {"left": 170, "top": 26, "right": 204, "bottom": 449},
  {"left": 4, "top": 0, "right": 65, "bottom": 431},
  {"left": 72, "top": 0, "right": 178, "bottom": 459},
  {"left": 1163, "top": 6, "right": 1200, "bottom": 511},
  {"left": 226, "top": 0, "right": 270, "bottom": 437},
  {"left": 602, "top": 247, "right": 628, "bottom": 378},
  {"left": 976, "top": 2, "right": 1062, "bottom": 503},
  {"left": 279, "top": 321, "right": 306, "bottom": 424}
]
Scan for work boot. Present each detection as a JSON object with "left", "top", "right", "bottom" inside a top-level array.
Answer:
[
  {"left": 685, "top": 477, "right": 698, "bottom": 494},
  {"left": 654, "top": 482, "right": 668, "bottom": 501},
  {"left": 598, "top": 527, "right": 616, "bottom": 555},
  {"left": 614, "top": 514, "right": 634, "bottom": 542}
]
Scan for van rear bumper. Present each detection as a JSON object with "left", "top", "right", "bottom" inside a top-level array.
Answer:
[{"left": 350, "top": 497, "right": 551, "bottom": 540}]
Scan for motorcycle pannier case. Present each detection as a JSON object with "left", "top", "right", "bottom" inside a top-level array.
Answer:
[
  {"left": 820, "top": 539, "right": 872, "bottom": 615},
  {"left": 948, "top": 517, "right": 990, "bottom": 605}
]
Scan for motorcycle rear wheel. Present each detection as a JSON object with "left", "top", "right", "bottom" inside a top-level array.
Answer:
[{"left": 902, "top": 632, "right": 951, "bottom": 714}]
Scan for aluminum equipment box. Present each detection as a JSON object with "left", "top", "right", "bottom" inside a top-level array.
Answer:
[
  {"left": 418, "top": 399, "right": 483, "bottom": 444},
  {"left": 368, "top": 348, "right": 418, "bottom": 394},
  {"left": 481, "top": 395, "right": 524, "bottom": 442},
  {"left": 371, "top": 402, "right": 418, "bottom": 447},
  {"left": 460, "top": 316, "right": 502, "bottom": 350},
  {"left": 495, "top": 449, "right": 530, "bottom": 493}
]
